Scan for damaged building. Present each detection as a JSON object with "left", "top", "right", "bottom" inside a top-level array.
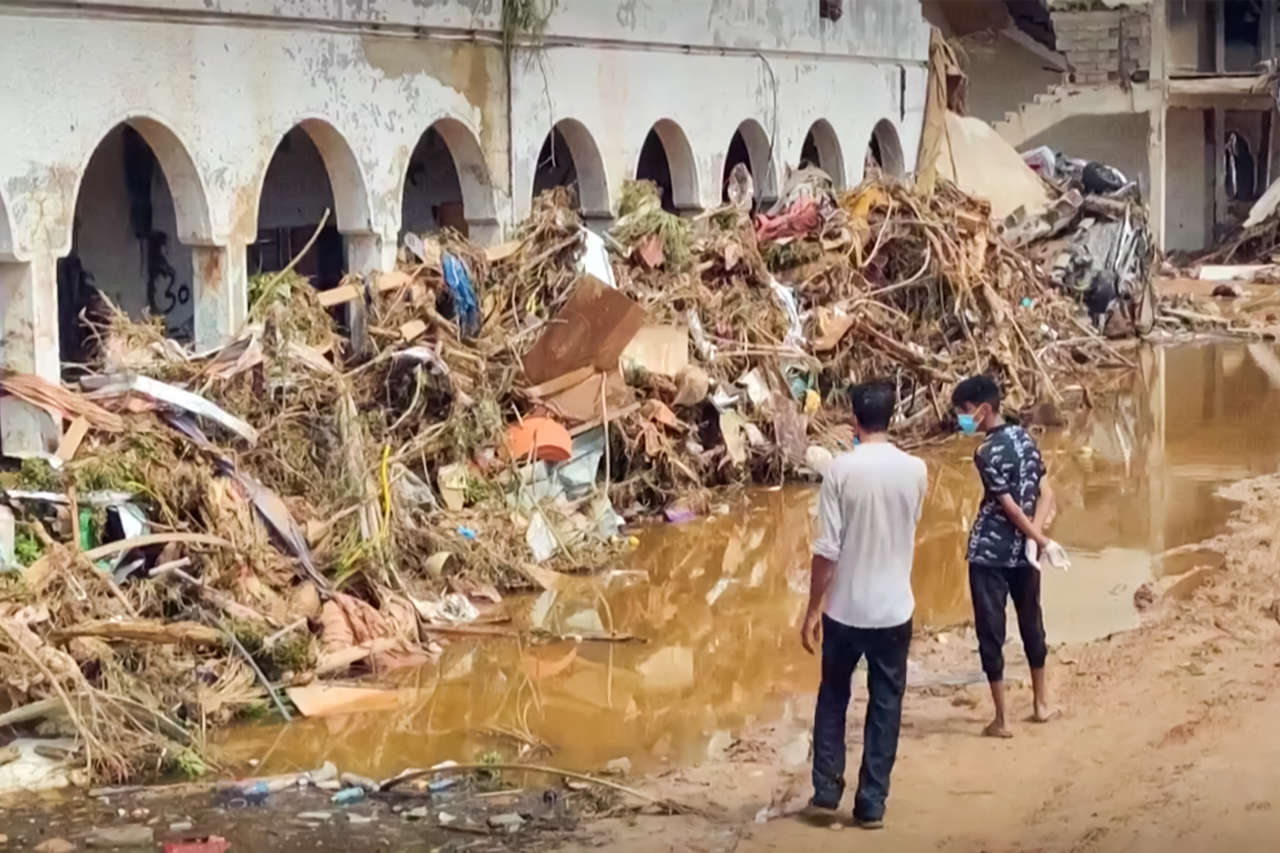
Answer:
[
  {"left": 936, "top": 0, "right": 1280, "bottom": 253},
  {"left": 0, "top": 0, "right": 929, "bottom": 454}
]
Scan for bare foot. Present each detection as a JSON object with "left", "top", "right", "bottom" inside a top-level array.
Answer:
[
  {"left": 1031, "top": 706, "right": 1062, "bottom": 723},
  {"left": 983, "top": 719, "right": 1014, "bottom": 738}
]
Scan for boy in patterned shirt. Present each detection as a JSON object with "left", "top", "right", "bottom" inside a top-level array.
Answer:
[{"left": 952, "top": 375, "right": 1060, "bottom": 738}]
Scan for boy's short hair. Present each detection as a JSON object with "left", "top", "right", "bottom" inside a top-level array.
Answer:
[
  {"left": 850, "top": 380, "right": 896, "bottom": 432},
  {"left": 951, "top": 375, "right": 1002, "bottom": 411}
]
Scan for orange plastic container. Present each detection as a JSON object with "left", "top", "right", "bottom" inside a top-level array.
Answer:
[{"left": 506, "top": 416, "right": 573, "bottom": 463}]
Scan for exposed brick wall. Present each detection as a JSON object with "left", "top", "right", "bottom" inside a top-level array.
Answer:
[{"left": 1051, "top": 8, "right": 1151, "bottom": 84}]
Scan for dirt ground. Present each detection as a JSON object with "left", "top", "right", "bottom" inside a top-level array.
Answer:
[{"left": 567, "top": 472, "right": 1280, "bottom": 853}]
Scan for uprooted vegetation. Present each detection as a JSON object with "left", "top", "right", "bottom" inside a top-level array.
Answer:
[{"left": 0, "top": 173, "right": 1124, "bottom": 783}]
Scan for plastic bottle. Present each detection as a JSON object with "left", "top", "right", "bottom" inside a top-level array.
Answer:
[{"left": 331, "top": 787, "right": 366, "bottom": 805}]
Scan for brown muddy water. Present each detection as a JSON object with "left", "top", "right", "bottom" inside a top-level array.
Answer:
[{"left": 218, "top": 342, "right": 1280, "bottom": 783}]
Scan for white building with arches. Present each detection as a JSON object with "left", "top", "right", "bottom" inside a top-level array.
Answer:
[{"left": 0, "top": 0, "right": 929, "bottom": 452}]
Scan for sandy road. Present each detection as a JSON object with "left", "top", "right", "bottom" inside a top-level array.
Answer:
[{"left": 571, "top": 474, "right": 1280, "bottom": 853}]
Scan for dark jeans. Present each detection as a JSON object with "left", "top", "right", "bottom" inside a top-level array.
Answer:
[
  {"left": 969, "top": 562, "right": 1047, "bottom": 681},
  {"left": 811, "top": 614, "right": 912, "bottom": 821}
]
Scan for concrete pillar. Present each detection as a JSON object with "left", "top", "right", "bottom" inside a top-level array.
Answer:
[
  {"left": 467, "top": 218, "right": 502, "bottom": 246},
  {"left": 192, "top": 243, "right": 248, "bottom": 351},
  {"left": 344, "top": 232, "right": 395, "bottom": 275},
  {"left": 343, "top": 233, "right": 391, "bottom": 360},
  {"left": 1147, "top": 101, "right": 1167, "bottom": 250},
  {"left": 1148, "top": 0, "right": 1167, "bottom": 82},
  {"left": 0, "top": 256, "right": 61, "bottom": 454}
]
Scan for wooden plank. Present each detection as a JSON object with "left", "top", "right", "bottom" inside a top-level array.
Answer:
[
  {"left": 485, "top": 240, "right": 522, "bottom": 263},
  {"left": 375, "top": 270, "right": 414, "bottom": 293},
  {"left": 521, "top": 276, "right": 647, "bottom": 384},
  {"left": 317, "top": 283, "right": 361, "bottom": 308},
  {"left": 399, "top": 319, "right": 428, "bottom": 343},
  {"left": 522, "top": 366, "right": 596, "bottom": 399},
  {"left": 55, "top": 416, "right": 89, "bottom": 463}
]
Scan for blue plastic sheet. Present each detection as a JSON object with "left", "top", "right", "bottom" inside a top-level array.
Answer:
[{"left": 443, "top": 253, "right": 480, "bottom": 337}]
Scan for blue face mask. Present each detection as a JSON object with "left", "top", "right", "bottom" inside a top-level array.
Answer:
[{"left": 957, "top": 413, "right": 979, "bottom": 435}]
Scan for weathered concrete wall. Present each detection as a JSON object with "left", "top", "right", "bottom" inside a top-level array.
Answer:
[
  {"left": 65, "top": 0, "right": 929, "bottom": 60},
  {"left": 0, "top": 15, "right": 509, "bottom": 260},
  {"left": 959, "top": 32, "right": 1065, "bottom": 126},
  {"left": 1053, "top": 8, "right": 1152, "bottom": 84},
  {"left": 509, "top": 46, "right": 925, "bottom": 219},
  {"left": 0, "top": 4, "right": 926, "bottom": 258},
  {"left": 1167, "top": 0, "right": 1214, "bottom": 74},
  {"left": 1165, "top": 107, "right": 1211, "bottom": 251},
  {"left": 1022, "top": 112, "right": 1151, "bottom": 197}
]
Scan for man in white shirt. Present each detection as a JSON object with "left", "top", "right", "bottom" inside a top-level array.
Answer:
[{"left": 799, "top": 381, "right": 928, "bottom": 830}]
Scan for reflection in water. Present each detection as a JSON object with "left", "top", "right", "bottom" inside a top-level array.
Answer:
[{"left": 223, "top": 343, "right": 1280, "bottom": 777}]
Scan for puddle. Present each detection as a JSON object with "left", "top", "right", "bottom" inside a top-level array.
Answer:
[{"left": 220, "top": 342, "right": 1280, "bottom": 779}]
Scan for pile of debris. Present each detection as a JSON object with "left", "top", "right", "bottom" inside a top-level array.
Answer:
[{"left": 0, "top": 171, "right": 1119, "bottom": 784}]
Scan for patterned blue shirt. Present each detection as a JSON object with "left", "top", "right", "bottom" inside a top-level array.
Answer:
[{"left": 967, "top": 423, "right": 1045, "bottom": 568}]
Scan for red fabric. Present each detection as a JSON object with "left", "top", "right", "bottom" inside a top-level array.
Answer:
[{"left": 755, "top": 197, "right": 821, "bottom": 242}]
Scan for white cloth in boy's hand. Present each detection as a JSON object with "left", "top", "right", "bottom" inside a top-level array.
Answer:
[{"left": 1025, "top": 539, "right": 1071, "bottom": 572}]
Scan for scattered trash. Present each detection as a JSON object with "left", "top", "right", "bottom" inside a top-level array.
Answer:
[
  {"left": 285, "top": 685, "right": 403, "bottom": 718},
  {"left": 332, "top": 786, "right": 366, "bottom": 805},
  {"left": 442, "top": 253, "right": 479, "bottom": 337},
  {"left": 506, "top": 416, "right": 573, "bottom": 463},
  {"left": 86, "top": 824, "right": 154, "bottom": 848},
  {"left": 33, "top": 839, "right": 75, "bottom": 853},
  {"left": 603, "top": 757, "right": 632, "bottom": 776},
  {"left": 488, "top": 812, "right": 526, "bottom": 834},
  {"left": 162, "top": 838, "right": 231, "bottom": 853}
]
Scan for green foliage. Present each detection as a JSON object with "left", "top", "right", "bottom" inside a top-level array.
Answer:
[
  {"left": 170, "top": 747, "right": 209, "bottom": 779},
  {"left": 13, "top": 526, "right": 43, "bottom": 567},
  {"left": 17, "top": 458, "right": 62, "bottom": 491},
  {"left": 501, "top": 0, "right": 557, "bottom": 60}
]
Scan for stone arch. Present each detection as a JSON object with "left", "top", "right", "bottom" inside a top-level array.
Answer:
[
  {"left": 250, "top": 118, "right": 373, "bottom": 239},
  {"left": 724, "top": 119, "right": 779, "bottom": 204},
  {"left": 290, "top": 118, "right": 373, "bottom": 235},
  {"left": 868, "top": 118, "right": 906, "bottom": 178},
  {"left": 60, "top": 117, "right": 213, "bottom": 353},
  {"left": 400, "top": 117, "right": 498, "bottom": 242},
  {"left": 532, "top": 118, "right": 610, "bottom": 218},
  {"left": 636, "top": 118, "right": 699, "bottom": 213},
  {"left": 68, "top": 115, "right": 215, "bottom": 250},
  {"left": 800, "top": 119, "right": 847, "bottom": 189}
]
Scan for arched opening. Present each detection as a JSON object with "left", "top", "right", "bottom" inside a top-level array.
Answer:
[
  {"left": 722, "top": 120, "right": 779, "bottom": 206},
  {"left": 800, "top": 119, "right": 847, "bottom": 188},
  {"left": 57, "top": 120, "right": 212, "bottom": 360},
  {"left": 635, "top": 119, "right": 698, "bottom": 214},
  {"left": 867, "top": 119, "right": 906, "bottom": 179},
  {"left": 251, "top": 123, "right": 359, "bottom": 290},
  {"left": 532, "top": 119, "right": 610, "bottom": 217},
  {"left": 401, "top": 118, "right": 498, "bottom": 241}
]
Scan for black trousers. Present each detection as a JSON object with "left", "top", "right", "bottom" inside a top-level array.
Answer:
[
  {"left": 969, "top": 562, "right": 1047, "bottom": 681},
  {"left": 811, "top": 615, "right": 911, "bottom": 821}
]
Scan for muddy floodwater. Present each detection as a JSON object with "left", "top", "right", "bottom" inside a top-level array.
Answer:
[{"left": 219, "top": 342, "right": 1280, "bottom": 781}]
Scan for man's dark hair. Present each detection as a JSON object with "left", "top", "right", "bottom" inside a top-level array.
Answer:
[
  {"left": 951, "top": 375, "right": 1002, "bottom": 410},
  {"left": 850, "top": 380, "right": 896, "bottom": 432}
]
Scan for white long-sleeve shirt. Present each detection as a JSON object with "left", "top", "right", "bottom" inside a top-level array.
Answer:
[{"left": 812, "top": 442, "right": 928, "bottom": 629}]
